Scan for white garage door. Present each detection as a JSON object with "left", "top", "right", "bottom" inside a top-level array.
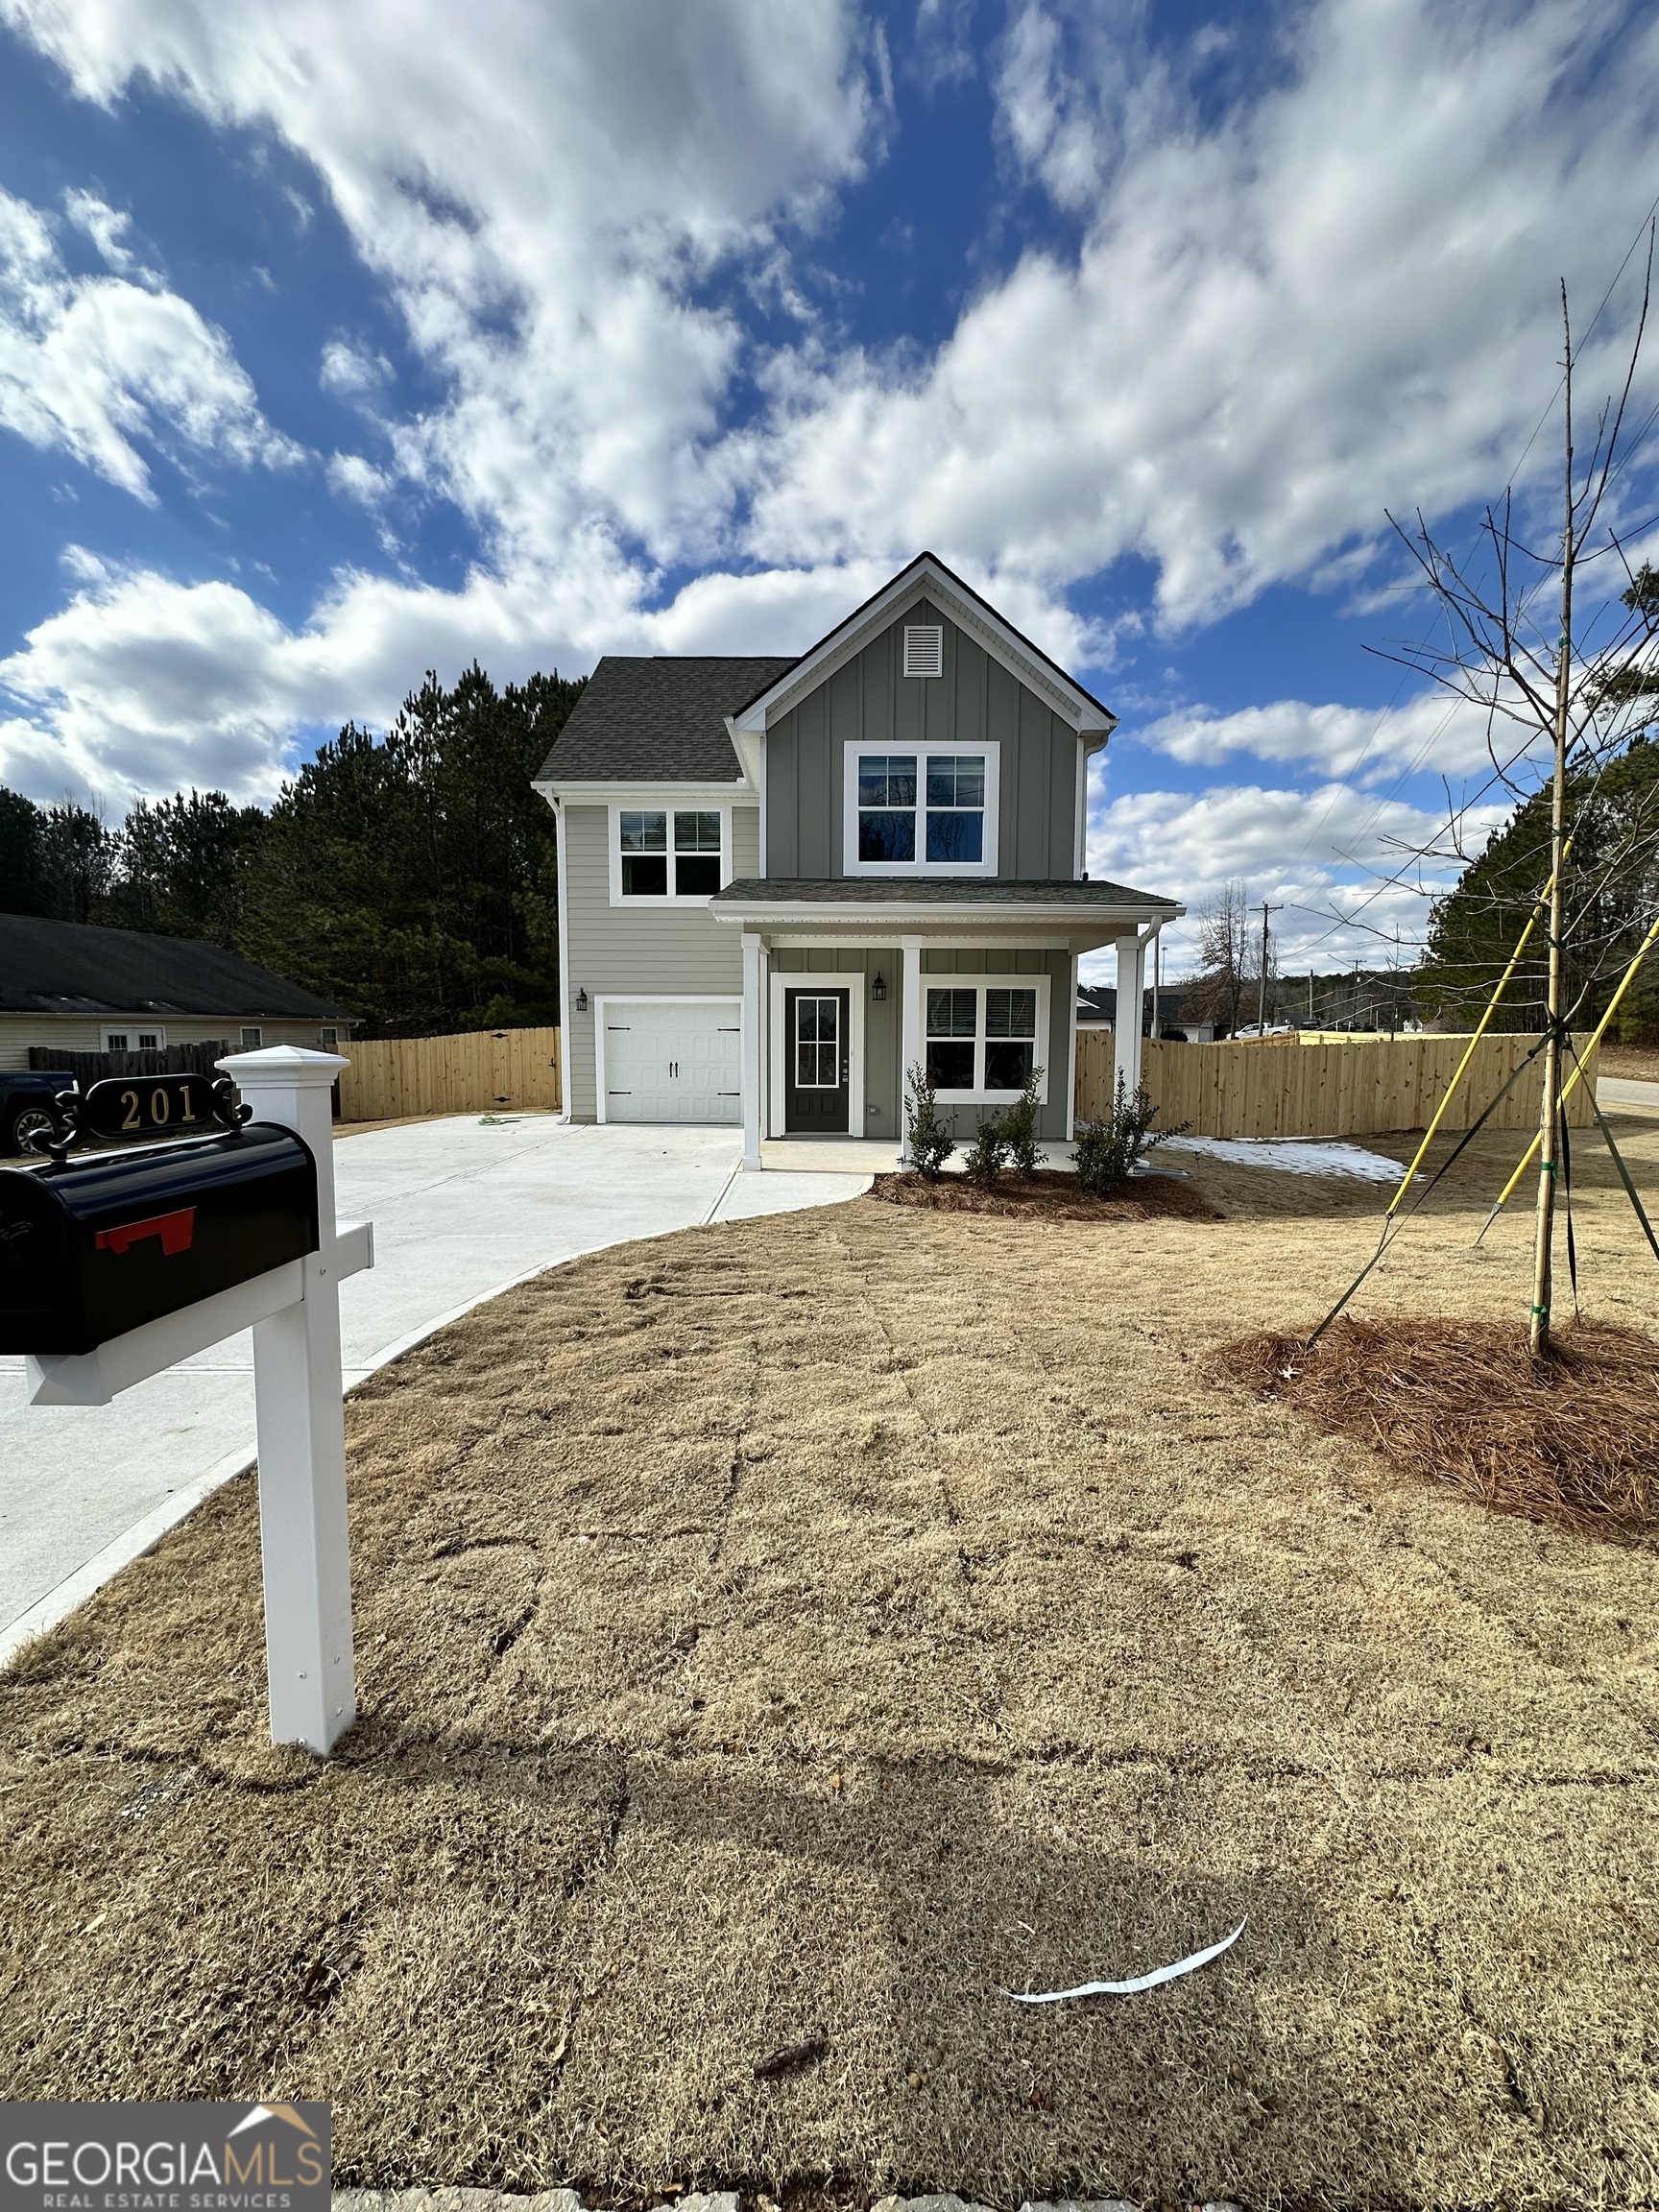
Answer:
[{"left": 600, "top": 999, "right": 742, "bottom": 1123}]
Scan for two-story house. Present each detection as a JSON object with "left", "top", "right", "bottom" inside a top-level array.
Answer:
[{"left": 533, "top": 553, "right": 1183, "bottom": 1166}]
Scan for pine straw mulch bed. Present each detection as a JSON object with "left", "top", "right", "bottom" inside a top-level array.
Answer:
[
  {"left": 870, "top": 1166, "right": 1219, "bottom": 1221},
  {"left": 1210, "top": 1316, "right": 1659, "bottom": 1539},
  {"left": 5, "top": 1169, "right": 1659, "bottom": 2210}
]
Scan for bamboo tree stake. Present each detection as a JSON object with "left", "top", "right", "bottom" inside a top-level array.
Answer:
[
  {"left": 1478, "top": 910, "right": 1659, "bottom": 1238},
  {"left": 1382, "top": 843, "right": 1570, "bottom": 1218},
  {"left": 1530, "top": 289, "right": 1576, "bottom": 1358}
]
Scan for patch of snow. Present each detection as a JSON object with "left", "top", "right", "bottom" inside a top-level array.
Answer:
[{"left": 1163, "top": 1135, "right": 1408, "bottom": 1182}]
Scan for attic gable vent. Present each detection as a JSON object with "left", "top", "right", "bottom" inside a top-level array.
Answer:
[{"left": 902, "top": 623, "right": 944, "bottom": 679}]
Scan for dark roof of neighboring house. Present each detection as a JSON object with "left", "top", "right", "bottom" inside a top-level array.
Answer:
[
  {"left": 536, "top": 656, "right": 798, "bottom": 783},
  {"left": 0, "top": 915, "right": 350, "bottom": 1020},
  {"left": 1077, "top": 982, "right": 1208, "bottom": 1023},
  {"left": 712, "top": 876, "right": 1179, "bottom": 908}
]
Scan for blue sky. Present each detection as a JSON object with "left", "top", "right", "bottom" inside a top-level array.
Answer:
[{"left": 1, "top": 0, "right": 1657, "bottom": 977}]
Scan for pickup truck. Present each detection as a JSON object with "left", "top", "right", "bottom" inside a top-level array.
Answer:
[{"left": 2, "top": 1070, "right": 75, "bottom": 1157}]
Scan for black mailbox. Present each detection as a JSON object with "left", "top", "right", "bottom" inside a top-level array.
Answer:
[{"left": 0, "top": 1123, "right": 319, "bottom": 1358}]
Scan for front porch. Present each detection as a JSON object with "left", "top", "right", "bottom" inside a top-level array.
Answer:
[{"left": 709, "top": 877, "right": 1183, "bottom": 1169}]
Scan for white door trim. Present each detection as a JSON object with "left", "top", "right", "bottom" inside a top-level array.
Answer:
[
  {"left": 593, "top": 995, "right": 743, "bottom": 1126},
  {"left": 768, "top": 969, "right": 866, "bottom": 1139}
]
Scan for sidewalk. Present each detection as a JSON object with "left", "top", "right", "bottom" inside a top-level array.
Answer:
[{"left": 1, "top": 1116, "right": 869, "bottom": 1659}]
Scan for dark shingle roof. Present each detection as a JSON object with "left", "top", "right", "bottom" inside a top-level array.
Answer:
[
  {"left": 711, "top": 877, "right": 1179, "bottom": 908},
  {"left": 0, "top": 915, "right": 350, "bottom": 1020},
  {"left": 536, "top": 656, "right": 798, "bottom": 783}
]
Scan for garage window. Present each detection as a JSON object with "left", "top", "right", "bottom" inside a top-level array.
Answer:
[{"left": 614, "top": 807, "right": 728, "bottom": 902}]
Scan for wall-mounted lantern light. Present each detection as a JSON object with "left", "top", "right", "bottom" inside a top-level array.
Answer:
[
  {"left": 871, "top": 971, "right": 887, "bottom": 1002},
  {"left": 575, "top": 987, "right": 589, "bottom": 1015}
]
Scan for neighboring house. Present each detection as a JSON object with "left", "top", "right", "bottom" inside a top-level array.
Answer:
[
  {"left": 1076, "top": 983, "right": 1217, "bottom": 1043},
  {"left": 0, "top": 914, "right": 354, "bottom": 1070},
  {"left": 534, "top": 552, "right": 1183, "bottom": 1166}
]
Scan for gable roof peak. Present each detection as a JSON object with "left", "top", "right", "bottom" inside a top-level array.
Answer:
[{"left": 729, "top": 550, "right": 1114, "bottom": 738}]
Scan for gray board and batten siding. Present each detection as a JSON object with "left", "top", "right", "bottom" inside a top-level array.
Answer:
[
  {"left": 561, "top": 800, "right": 759, "bottom": 1122},
  {"left": 764, "top": 596, "right": 1082, "bottom": 880}
]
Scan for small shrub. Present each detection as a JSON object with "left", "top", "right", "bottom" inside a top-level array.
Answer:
[
  {"left": 903, "top": 1060, "right": 956, "bottom": 1181},
  {"left": 1072, "top": 1072, "right": 1185, "bottom": 1194},
  {"left": 999, "top": 1066, "right": 1045, "bottom": 1175},
  {"left": 964, "top": 1111, "right": 1009, "bottom": 1187}
]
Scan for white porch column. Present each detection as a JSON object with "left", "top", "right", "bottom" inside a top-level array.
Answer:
[
  {"left": 899, "top": 934, "right": 925, "bottom": 1163},
  {"left": 1114, "top": 933, "right": 1146, "bottom": 1099},
  {"left": 217, "top": 1045, "right": 357, "bottom": 1755},
  {"left": 740, "top": 931, "right": 764, "bottom": 1169},
  {"left": 1065, "top": 950, "right": 1081, "bottom": 1140}
]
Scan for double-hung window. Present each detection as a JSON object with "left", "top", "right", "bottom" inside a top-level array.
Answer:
[
  {"left": 925, "top": 980, "right": 1046, "bottom": 1099},
  {"left": 614, "top": 807, "right": 726, "bottom": 902},
  {"left": 845, "top": 741, "right": 998, "bottom": 875}
]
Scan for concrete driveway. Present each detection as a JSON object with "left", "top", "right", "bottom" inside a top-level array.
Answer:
[
  {"left": 1, "top": 1117, "right": 869, "bottom": 1659},
  {"left": 1600, "top": 1075, "right": 1659, "bottom": 1114}
]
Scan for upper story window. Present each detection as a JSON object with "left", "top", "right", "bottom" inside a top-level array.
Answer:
[
  {"left": 613, "top": 806, "right": 728, "bottom": 903},
  {"left": 844, "top": 741, "right": 998, "bottom": 876}
]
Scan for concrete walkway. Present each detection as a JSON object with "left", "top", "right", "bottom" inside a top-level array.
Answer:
[{"left": 0, "top": 1117, "right": 869, "bottom": 1660}]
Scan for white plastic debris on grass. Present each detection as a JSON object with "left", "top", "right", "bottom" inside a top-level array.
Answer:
[
  {"left": 1008, "top": 1915, "right": 1247, "bottom": 2004},
  {"left": 1164, "top": 1135, "right": 1411, "bottom": 1182}
]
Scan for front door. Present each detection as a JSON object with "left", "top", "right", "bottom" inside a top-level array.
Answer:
[{"left": 783, "top": 987, "right": 851, "bottom": 1135}]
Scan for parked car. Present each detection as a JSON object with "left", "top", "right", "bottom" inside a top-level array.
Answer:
[{"left": 3, "top": 1070, "right": 74, "bottom": 1157}]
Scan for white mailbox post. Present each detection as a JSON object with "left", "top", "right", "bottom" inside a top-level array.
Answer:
[{"left": 24, "top": 1046, "right": 372, "bottom": 1756}]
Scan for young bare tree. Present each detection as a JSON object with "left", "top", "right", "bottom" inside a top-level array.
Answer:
[
  {"left": 1382, "top": 249, "right": 1659, "bottom": 1352},
  {"left": 1183, "top": 878, "right": 1253, "bottom": 1036}
]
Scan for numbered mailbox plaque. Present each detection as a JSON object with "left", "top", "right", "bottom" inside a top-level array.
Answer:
[{"left": 82, "top": 1071, "right": 225, "bottom": 1143}]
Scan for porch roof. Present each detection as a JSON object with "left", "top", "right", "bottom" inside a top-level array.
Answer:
[{"left": 709, "top": 876, "right": 1182, "bottom": 928}]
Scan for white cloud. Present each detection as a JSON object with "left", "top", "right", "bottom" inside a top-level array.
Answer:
[
  {"left": 61, "top": 187, "right": 139, "bottom": 273},
  {"left": 1085, "top": 775, "right": 1508, "bottom": 975},
  {"left": 1138, "top": 689, "right": 1510, "bottom": 783},
  {"left": 0, "top": 0, "right": 1656, "bottom": 840},
  {"left": 749, "top": 0, "right": 1659, "bottom": 618},
  {"left": 319, "top": 338, "right": 392, "bottom": 402},
  {"left": 0, "top": 184, "right": 301, "bottom": 502}
]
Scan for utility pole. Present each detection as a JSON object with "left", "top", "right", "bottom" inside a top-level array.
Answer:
[
  {"left": 1308, "top": 970, "right": 1315, "bottom": 1027},
  {"left": 1532, "top": 287, "right": 1576, "bottom": 1359},
  {"left": 1256, "top": 902, "right": 1279, "bottom": 1034}
]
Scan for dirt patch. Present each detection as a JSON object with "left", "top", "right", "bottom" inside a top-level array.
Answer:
[
  {"left": 1210, "top": 1315, "right": 1659, "bottom": 1536},
  {"left": 869, "top": 1166, "right": 1219, "bottom": 1222},
  {"left": 1599, "top": 1044, "right": 1659, "bottom": 1082},
  {"left": 4, "top": 1118, "right": 1659, "bottom": 2205}
]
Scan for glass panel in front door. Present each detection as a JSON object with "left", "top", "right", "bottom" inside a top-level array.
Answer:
[{"left": 795, "top": 995, "right": 840, "bottom": 1087}]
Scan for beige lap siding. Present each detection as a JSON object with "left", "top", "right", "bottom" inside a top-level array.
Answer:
[
  {"left": 0, "top": 1016, "right": 340, "bottom": 1073},
  {"left": 561, "top": 802, "right": 758, "bottom": 1122}
]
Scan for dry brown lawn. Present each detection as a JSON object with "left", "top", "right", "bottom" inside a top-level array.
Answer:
[{"left": 5, "top": 1119, "right": 1659, "bottom": 2210}]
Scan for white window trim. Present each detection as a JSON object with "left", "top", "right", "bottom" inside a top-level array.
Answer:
[
  {"left": 103, "top": 1025, "right": 166, "bottom": 1050},
  {"left": 923, "top": 974, "right": 1050, "bottom": 1105},
  {"left": 842, "top": 739, "right": 999, "bottom": 878},
  {"left": 767, "top": 969, "right": 866, "bottom": 1138},
  {"left": 592, "top": 995, "right": 742, "bottom": 1125},
  {"left": 608, "top": 802, "right": 733, "bottom": 907}
]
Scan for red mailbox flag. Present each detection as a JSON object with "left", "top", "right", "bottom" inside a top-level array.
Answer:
[{"left": 95, "top": 1207, "right": 197, "bottom": 1257}]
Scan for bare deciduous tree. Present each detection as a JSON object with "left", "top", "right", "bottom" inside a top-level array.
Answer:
[{"left": 1381, "top": 244, "right": 1659, "bottom": 1353}]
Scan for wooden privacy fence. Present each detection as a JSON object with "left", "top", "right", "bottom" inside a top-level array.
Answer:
[
  {"left": 335, "top": 1026, "right": 561, "bottom": 1123},
  {"left": 1074, "top": 1029, "right": 1599, "bottom": 1142}
]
